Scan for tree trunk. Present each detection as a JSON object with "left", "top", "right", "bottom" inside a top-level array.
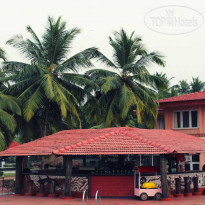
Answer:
[
  {"left": 160, "top": 154, "right": 169, "bottom": 198},
  {"left": 63, "top": 156, "right": 72, "bottom": 197},
  {"left": 43, "top": 106, "right": 49, "bottom": 136}
]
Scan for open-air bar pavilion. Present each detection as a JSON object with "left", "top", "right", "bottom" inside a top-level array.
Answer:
[{"left": 1, "top": 127, "right": 205, "bottom": 200}]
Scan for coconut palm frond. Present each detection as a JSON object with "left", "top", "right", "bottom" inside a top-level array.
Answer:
[
  {"left": 105, "top": 94, "right": 118, "bottom": 127},
  {"left": 0, "top": 109, "right": 17, "bottom": 132},
  {"left": 43, "top": 17, "right": 81, "bottom": 65},
  {"left": 55, "top": 47, "right": 99, "bottom": 73},
  {"left": 101, "top": 77, "right": 121, "bottom": 94},
  {"left": 59, "top": 73, "right": 99, "bottom": 89},
  {"left": 94, "top": 50, "right": 117, "bottom": 68},
  {"left": 0, "top": 130, "right": 6, "bottom": 151},
  {"left": 0, "top": 48, "right": 7, "bottom": 61},
  {"left": 85, "top": 69, "right": 116, "bottom": 79},
  {"left": 0, "top": 93, "right": 21, "bottom": 115},
  {"left": 22, "top": 85, "right": 44, "bottom": 122},
  {"left": 119, "top": 83, "right": 143, "bottom": 121},
  {"left": 2, "top": 61, "right": 30, "bottom": 72}
]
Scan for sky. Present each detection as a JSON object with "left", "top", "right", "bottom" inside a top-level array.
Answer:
[{"left": 0, "top": 0, "right": 205, "bottom": 85}]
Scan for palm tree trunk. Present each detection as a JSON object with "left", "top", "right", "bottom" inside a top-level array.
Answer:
[{"left": 43, "top": 106, "right": 48, "bottom": 136}]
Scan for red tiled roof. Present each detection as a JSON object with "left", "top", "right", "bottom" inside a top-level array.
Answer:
[
  {"left": 191, "top": 133, "right": 205, "bottom": 137},
  {"left": 158, "top": 91, "right": 205, "bottom": 104},
  {"left": 8, "top": 141, "right": 20, "bottom": 149},
  {"left": 0, "top": 127, "right": 205, "bottom": 156}
]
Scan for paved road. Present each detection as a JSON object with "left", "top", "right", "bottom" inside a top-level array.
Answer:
[{"left": 0, "top": 195, "right": 205, "bottom": 205}]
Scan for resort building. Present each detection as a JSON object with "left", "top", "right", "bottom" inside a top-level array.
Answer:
[
  {"left": 156, "top": 91, "right": 205, "bottom": 171},
  {"left": 1, "top": 93, "right": 205, "bottom": 199},
  {"left": 1, "top": 127, "right": 205, "bottom": 198}
]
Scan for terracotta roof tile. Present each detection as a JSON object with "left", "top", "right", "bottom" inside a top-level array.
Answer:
[
  {"left": 0, "top": 127, "right": 205, "bottom": 156},
  {"left": 158, "top": 91, "right": 205, "bottom": 103},
  {"left": 8, "top": 141, "right": 20, "bottom": 149}
]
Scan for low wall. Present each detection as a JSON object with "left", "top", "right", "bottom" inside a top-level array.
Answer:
[
  {"left": 24, "top": 171, "right": 205, "bottom": 197},
  {"left": 25, "top": 175, "right": 88, "bottom": 197},
  {"left": 147, "top": 171, "right": 205, "bottom": 191}
]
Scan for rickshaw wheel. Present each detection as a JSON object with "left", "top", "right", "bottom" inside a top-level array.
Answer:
[
  {"left": 140, "top": 193, "right": 148, "bottom": 201},
  {"left": 155, "top": 193, "right": 162, "bottom": 200}
]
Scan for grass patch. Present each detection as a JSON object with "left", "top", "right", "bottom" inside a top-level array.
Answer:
[{"left": 3, "top": 173, "right": 15, "bottom": 177}]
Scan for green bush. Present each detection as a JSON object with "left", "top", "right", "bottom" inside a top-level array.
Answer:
[{"left": 0, "top": 171, "right": 3, "bottom": 176}]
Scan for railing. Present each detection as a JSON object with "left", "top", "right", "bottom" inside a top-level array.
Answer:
[
  {"left": 82, "top": 189, "right": 101, "bottom": 205},
  {"left": 82, "top": 190, "right": 88, "bottom": 205},
  {"left": 95, "top": 190, "right": 101, "bottom": 205},
  {"left": 0, "top": 177, "right": 15, "bottom": 195}
]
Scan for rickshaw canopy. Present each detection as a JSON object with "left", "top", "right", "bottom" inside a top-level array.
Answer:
[{"left": 135, "top": 166, "right": 160, "bottom": 173}]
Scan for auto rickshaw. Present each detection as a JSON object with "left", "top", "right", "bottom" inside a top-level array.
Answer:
[{"left": 134, "top": 166, "right": 162, "bottom": 201}]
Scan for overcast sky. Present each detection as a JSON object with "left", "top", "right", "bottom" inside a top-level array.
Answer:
[{"left": 0, "top": 0, "right": 205, "bottom": 85}]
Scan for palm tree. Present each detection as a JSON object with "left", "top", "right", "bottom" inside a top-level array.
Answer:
[
  {"left": 3, "top": 16, "right": 98, "bottom": 136},
  {"left": 0, "top": 48, "right": 21, "bottom": 149},
  {"left": 178, "top": 80, "right": 190, "bottom": 95},
  {"left": 84, "top": 29, "right": 165, "bottom": 128},
  {"left": 0, "top": 93, "right": 21, "bottom": 150},
  {"left": 153, "top": 72, "right": 178, "bottom": 99},
  {"left": 190, "top": 77, "right": 205, "bottom": 93}
]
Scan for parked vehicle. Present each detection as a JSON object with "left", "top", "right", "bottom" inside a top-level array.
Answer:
[{"left": 134, "top": 166, "right": 162, "bottom": 201}]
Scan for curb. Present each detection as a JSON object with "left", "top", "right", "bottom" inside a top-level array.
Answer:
[
  {"left": 175, "top": 194, "right": 184, "bottom": 197},
  {"left": 184, "top": 193, "right": 192, "bottom": 196}
]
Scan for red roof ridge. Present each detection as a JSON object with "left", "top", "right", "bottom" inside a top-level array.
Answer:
[
  {"left": 120, "top": 131, "right": 174, "bottom": 153},
  {"left": 53, "top": 131, "right": 118, "bottom": 155},
  {"left": 54, "top": 128, "right": 174, "bottom": 155}
]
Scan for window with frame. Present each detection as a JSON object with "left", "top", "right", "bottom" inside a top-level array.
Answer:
[
  {"left": 185, "top": 154, "right": 200, "bottom": 171},
  {"left": 139, "top": 155, "right": 160, "bottom": 167},
  {"left": 173, "top": 110, "right": 198, "bottom": 129},
  {"left": 159, "top": 118, "right": 165, "bottom": 129}
]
